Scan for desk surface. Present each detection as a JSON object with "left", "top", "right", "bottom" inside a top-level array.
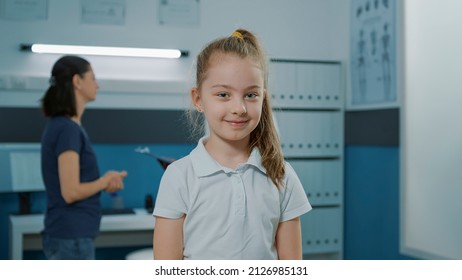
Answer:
[{"left": 9, "top": 208, "right": 155, "bottom": 259}]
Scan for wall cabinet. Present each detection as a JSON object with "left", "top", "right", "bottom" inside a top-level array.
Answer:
[{"left": 270, "top": 59, "right": 344, "bottom": 259}]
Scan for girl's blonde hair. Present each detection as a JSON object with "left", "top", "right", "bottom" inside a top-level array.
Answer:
[{"left": 188, "top": 28, "right": 285, "bottom": 189}]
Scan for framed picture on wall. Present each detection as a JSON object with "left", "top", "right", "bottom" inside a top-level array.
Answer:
[
  {"left": 348, "top": 0, "right": 399, "bottom": 110},
  {"left": 81, "top": 0, "right": 126, "bottom": 26},
  {"left": 0, "top": 0, "right": 48, "bottom": 21},
  {"left": 158, "top": 0, "right": 200, "bottom": 27}
]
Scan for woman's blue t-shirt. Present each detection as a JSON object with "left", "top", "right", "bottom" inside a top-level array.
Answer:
[{"left": 41, "top": 116, "right": 101, "bottom": 238}]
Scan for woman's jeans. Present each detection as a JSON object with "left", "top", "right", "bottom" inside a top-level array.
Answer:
[{"left": 42, "top": 234, "right": 95, "bottom": 260}]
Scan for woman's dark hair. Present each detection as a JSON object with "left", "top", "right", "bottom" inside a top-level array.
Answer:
[{"left": 41, "top": 55, "right": 90, "bottom": 117}]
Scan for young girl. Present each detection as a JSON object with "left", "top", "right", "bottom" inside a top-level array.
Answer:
[{"left": 153, "top": 29, "right": 311, "bottom": 260}]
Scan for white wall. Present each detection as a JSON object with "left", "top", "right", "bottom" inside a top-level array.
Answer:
[
  {"left": 0, "top": 0, "right": 350, "bottom": 109},
  {"left": 401, "top": 0, "right": 462, "bottom": 259}
]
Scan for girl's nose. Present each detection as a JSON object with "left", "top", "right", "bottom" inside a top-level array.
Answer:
[{"left": 231, "top": 98, "right": 247, "bottom": 115}]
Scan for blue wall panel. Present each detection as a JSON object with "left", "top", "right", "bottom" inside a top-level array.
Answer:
[{"left": 344, "top": 145, "right": 413, "bottom": 259}]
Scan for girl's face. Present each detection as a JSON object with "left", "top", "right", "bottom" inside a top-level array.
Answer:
[
  {"left": 74, "top": 66, "right": 99, "bottom": 102},
  {"left": 192, "top": 54, "right": 265, "bottom": 146}
]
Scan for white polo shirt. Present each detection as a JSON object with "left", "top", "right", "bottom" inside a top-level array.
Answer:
[{"left": 153, "top": 137, "right": 312, "bottom": 260}]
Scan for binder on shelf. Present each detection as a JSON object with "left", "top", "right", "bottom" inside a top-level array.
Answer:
[
  {"left": 300, "top": 207, "right": 317, "bottom": 253},
  {"left": 323, "top": 160, "right": 342, "bottom": 205},
  {"left": 269, "top": 62, "right": 296, "bottom": 108},
  {"left": 275, "top": 111, "right": 343, "bottom": 158},
  {"left": 288, "top": 159, "right": 342, "bottom": 207},
  {"left": 288, "top": 160, "right": 319, "bottom": 203},
  {"left": 270, "top": 60, "right": 342, "bottom": 110},
  {"left": 320, "top": 207, "right": 342, "bottom": 252},
  {"left": 302, "top": 207, "right": 342, "bottom": 254},
  {"left": 326, "top": 64, "right": 342, "bottom": 108},
  {"left": 296, "top": 63, "right": 316, "bottom": 107}
]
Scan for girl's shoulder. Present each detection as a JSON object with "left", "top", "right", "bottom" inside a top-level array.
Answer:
[
  {"left": 164, "top": 153, "right": 195, "bottom": 176},
  {"left": 160, "top": 154, "right": 198, "bottom": 189}
]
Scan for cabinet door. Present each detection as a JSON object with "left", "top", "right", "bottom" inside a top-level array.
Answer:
[
  {"left": 274, "top": 111, "right": 342, "bottom": 157},
  {"left": 270, "top": 61, "right": 342, "bottom": 109},
  {"left": 301, "top": 207, "right": 342, "bottom": 254},
  {"left": 288, "top": 159, "right": 343, "bottom": 206},
  {"left": 269, "top": 62, "right": 296, "bottom": 108},
  {"left": 299, "top": 63, "right": 343, "bottom": 109}
]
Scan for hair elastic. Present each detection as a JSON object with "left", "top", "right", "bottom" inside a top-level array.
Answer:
[{"left": 231, "top": 31, "right": 244, "bottom": 40}]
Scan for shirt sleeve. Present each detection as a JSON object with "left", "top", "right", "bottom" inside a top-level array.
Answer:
[
  {"left": 279, "top": 162, "right": 312, "bottom": 222},
  {"left": 153, "top": 163, "right": 189, "bottom": 219},
  {"left": 55, "top": 121, "right": 82, "bottom": 156}
]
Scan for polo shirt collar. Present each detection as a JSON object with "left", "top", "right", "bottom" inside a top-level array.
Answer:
[{"left": 190, "top": 137, "right": 266, "bottom": 177}]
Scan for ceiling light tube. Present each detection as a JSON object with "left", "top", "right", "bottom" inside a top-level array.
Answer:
[{"left": 20, "top": 44, "right": 188, "bottom": 58}]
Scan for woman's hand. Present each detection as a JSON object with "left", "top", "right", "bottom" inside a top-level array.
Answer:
[{"left": 102, "top": 171, "right": 128, "bottom": 193}]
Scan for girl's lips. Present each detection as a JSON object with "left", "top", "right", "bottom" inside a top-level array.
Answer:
[{"left": 226, "top": 120, "right": 248, "bottom": 127}]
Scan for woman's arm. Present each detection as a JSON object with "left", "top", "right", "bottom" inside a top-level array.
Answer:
[
  {"left": 153, "top": 215, "right": 185, "bottom": 260},
  {"left": 275, "top": 217, "right": 303, "bottom": 260},
  {"left": 58, "top": 150, "right": 126, "bottom": 204}
]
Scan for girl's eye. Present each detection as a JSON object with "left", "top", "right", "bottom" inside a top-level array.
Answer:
[
  {"left": 217, "top": 92, "right": 228, "bottom": 98},
  {"left": 245, "top": 92, "right": 258, "bottom": 99}
]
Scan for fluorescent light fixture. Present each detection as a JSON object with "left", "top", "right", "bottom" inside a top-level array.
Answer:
[{"left": 20, "top": 43, "right": 188, "bottom": 58}]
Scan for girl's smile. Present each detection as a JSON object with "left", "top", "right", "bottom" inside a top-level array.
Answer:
[{"left": 225, "top": 119, "right": 249, "bottom": 127}]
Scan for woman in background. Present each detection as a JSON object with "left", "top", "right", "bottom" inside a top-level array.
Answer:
[{"left": 40, "top": 56, "right": 127, "bottom": 260}]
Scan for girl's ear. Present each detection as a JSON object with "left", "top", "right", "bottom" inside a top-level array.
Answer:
[
  {"left": 72, "top": 74, "right": 81, "bottom": 91},
  {"left": 191, "top": 87, "right": 202, "bottom": 112}
]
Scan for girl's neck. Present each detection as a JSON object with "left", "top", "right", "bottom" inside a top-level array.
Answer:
[{"left": 204, "top": 136, "right": 250, "bottom": 170}]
